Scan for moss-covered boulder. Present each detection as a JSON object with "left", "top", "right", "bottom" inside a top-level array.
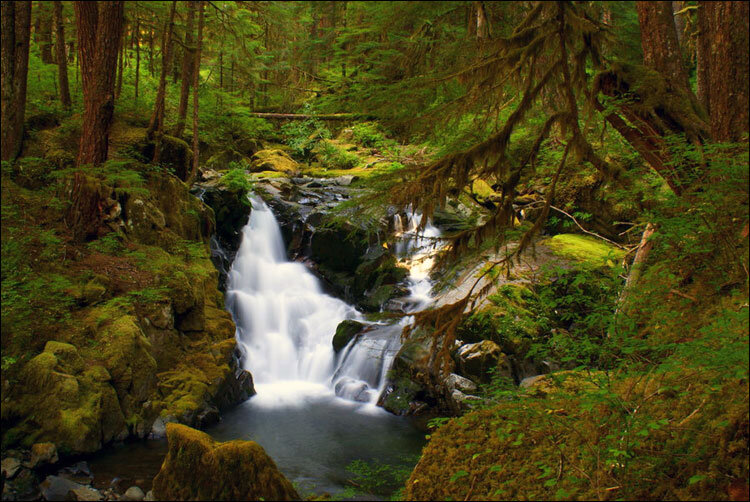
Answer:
[
  {"left": 2, "top": 341, "right": 127, "bottom": 453},
  {"left": 542, "top": 233, "right": 626, "bottom": 269},
  {"left": 250, "top": 149, "right": 299, "bottom": 175},
  {"left": 152, "top": 424, "right": 299, "bottom": 501},
  {"left": 333, "top": 320, "right": 366, "bottom": 352}
]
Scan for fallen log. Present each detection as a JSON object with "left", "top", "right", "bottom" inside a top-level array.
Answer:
[{"left": 247, "top": 112, "right": 368, "bottom": 120}]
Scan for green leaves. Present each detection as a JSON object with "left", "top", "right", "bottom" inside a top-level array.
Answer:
[{"left": 449, "top": 470, "right": 469, "bottom": 482}]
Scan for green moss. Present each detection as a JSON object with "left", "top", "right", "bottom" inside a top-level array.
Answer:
[
  {"left": 406, "top": 372, "right": 748, "bottom": 501},
  {"left": 542, "top": 233, "right": 625, "bottom": 268},
  {"left": 152, "top": 424, "right": 300, "bottom": 501}
]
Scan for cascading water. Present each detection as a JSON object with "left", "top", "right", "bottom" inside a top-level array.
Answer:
[
  {"left": 225, "top": 196, "right": 442, "bottom": 410},
  {"left": 225, "top": 196, "right": 361, "bottom": 406}
]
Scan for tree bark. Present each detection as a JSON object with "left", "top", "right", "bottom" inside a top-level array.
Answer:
[
  {"left": 148, "top": 0, "right": 177, "bottom": 165},
  {"left": 115, "top": 22, "right": 124, "bottom": 99},
  {"left": 189, "top": 0, "right": 205, "bottom": 185},
  {"left": 134, "top": 19, "right": 140, "bottom": 101},
  {"left": 636, "top": 1, "right": 691, "bottom": 93},
  {"left": 74, "top": 1, "right": 124, "bottom": 167},
  {"left": 173, "top": 0, "right": 195, "bottom": 138},
  {"left": 697, "top": 1, "right": 749, "bottom": 142},
  {"left": 1, "top": 1, "right": 32, "bottom": 162},
  {"left": 35, "top": 1, "right": 54, "bottom": 64},
  {"left": 53, "top": 1, "right": 71, "bottom": 109}
]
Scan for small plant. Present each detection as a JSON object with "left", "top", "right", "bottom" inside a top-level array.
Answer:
[{"left": 220, "top": 165, "right": 254, "bottom": 195}]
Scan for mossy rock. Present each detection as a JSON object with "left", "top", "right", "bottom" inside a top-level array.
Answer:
[
  {"left": 358, "top": 284, "right": 408, "bottom": 312},
  {"left": 332, "top": 320, "right": 366, "bottom": 352},
  {"left": 249, "top": 149, "right": 299, "bottom": 175},
  {"left": 92, "top": 315, "right": 157, "bottom": 416},
  {"left": 542, "top": 233, "right": 625, "bottom": 268},
  {"left": 152, "top": 423, "right": 299, "bottom": 501},
  {"left": 3, "top": 342, "right": 126, "bottom": 454}
]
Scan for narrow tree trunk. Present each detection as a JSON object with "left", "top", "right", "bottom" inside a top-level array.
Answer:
[
  {"left": 1, "top": 1, "right": 32, "bottom": 161},
  {"left": 134, "top": 19, "right": 140, "bottom": 101},
  {"left": 218, "top": 50, "right": 223, "bottom": 88},
  {"left": 74, "top": 0, "right": 124, "bottom": 166},
  {"left": 148, "top": 0, "right": 177, "bottom": 165},
  {"left": 612, "top": 223, "right": 656, "bottom": 335},
  {"left": 173, "top": 0, "right": 195, "bottom": 138},
  {"left": 189, "top": 1, "right": 205, "bottom": 185},
  {"left": 115, "top": 24, "right": 124, "bottom": 99},
  {"left": 697, "top": 1, "right": 749, "bottom": 142},
  {"left": 148, "top": 25, "right": 154, "bottom": 77},
  {"left": 53, "top": 1, "right": 71, "bottom": 109},
  {"left": 36, "top": 2, "right": 54, "bottom": 64}
]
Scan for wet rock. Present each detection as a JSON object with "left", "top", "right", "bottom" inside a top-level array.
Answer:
[
  {"left": 152, "top": 424, "right": 299, "bottom": 501},
  {"left": 1, "top": 457, "right": 22, "bottom": 479},
  {"left": 446, "top": 373, "right": 477, "bottom": 393},
  {"left": 39, "top": 475, "right": 83, "bottom": 501},
  {"left": 122, "top": 486, "right": 145, "bottom": 501},
  {"left": 68, "top": 486, "right": 104, "bottom": 501},
  {"left": 6, "top": 468, "right": 39, "bottom": 500},
  {"left": 144, "top": 490, "right": 155, "bottom": 501},
  {"left": 334, "top": 175, "right": 358, "bottom": 186},
  {"left": 332, "top": 320, "right": 366, "bottom": 352},
  {"left": 195, "top": 182, "right": 252, "bottom": 291}
]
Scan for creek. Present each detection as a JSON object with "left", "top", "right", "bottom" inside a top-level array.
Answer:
[{"left": 89, "top": 192, "right": 442, "bottom": 498}]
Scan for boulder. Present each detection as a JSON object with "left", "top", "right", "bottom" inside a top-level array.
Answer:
[
  {"left": 68, "top": 486, "right": 104, "bottom": 501},
  {"left": 332, "top": 320, "right": 366, "bottom": 352},
  {"left": 1, "top": 457, "right": 22, "bottom": 479},
  {"left": 446, "top": 373, "right": 477, "bottom": 393},
  {"left": 39, "top": 475, "right": 86, "bottom": 501},
  {"left": 26, "top": 442, "right": 58, "bottom": 469},
  {"left": 250, "top": 149, "right": 299, "bottom": 174},
  {"left": 123, "top": 486, "right": 146, "bottom": 501},
  {"left": 455, "top": 340, "right": 513, "bottom": 383},
  {"left": 152, "top": 424, "right": 299, "bottom": 501}
]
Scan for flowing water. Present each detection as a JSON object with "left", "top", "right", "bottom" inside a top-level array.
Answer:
[
  {"left": 88, "top": 195, "right": 441, "bottom": 498},
  {"left": 209, "top": 196, "right": 442, "bottom": 497}
]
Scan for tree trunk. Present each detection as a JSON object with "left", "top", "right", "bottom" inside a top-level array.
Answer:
[
  {"left": 115, "top": 23, "right": 124, "bottom": 99},
  {"left": 697, "top": 1, "right": 749, "bottom": 142},
  {"left": 148, "top": 25, "right": 154, "bottom": 76},
  {"left": 672, "top": 1, "right": 686, "bottom": 47},
  {"left": 35, "top": 1, "right": 54, "bottom": 64},
  {"left": 74, "top": 1, "right": 124, "bottom": 166},
  {"left": 53, "top": 1, "right": 71, "bottom": 109},
  {"left": 636, "top": 1, "right": 690, "bottom": 93},
  {"left": 134, "top": 19, "right": 140, "bottom": 101},
  {"left": 69, "top": 1, "right": 124, "bottom": 242},
  {"left": 189, "top": 1, "right": 205, "bottom": 185},
  {"left": 148, "top": 0, "right": 177, "bottom": 165},
  {"left": 218, "top": 50, "right": 223, "bottom": 88},
  {"left": 173, "top": 0, "right": 195, "bottom": 138},
  {"left": 1, "top": 1, "right": 32, "bottom": 162}
]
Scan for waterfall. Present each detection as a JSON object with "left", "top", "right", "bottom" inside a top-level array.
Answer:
[{"left": 225, "top": 196, "right": 441, "bottom": 409}]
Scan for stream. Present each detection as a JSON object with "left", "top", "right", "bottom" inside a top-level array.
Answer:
[{"left": 88, "top": 192, "right": 442, "bottom": 498}]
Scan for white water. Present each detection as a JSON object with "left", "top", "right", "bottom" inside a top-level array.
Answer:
[{"left": 225, "top": 196, "right": 441, "bottom": 410}]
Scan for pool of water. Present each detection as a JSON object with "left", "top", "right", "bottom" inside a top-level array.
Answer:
[
  {"left": 86, "top": 392, "right": 425, "bottom": 499},
  {"left": 206, "top": 386, "right": 425, "bottom": 498}
]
